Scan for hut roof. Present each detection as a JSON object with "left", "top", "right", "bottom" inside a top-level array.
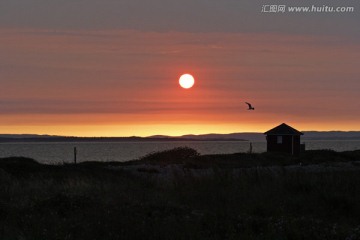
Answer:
[{"left": 264, "top": 123, "right": 303, "bottom": 136}]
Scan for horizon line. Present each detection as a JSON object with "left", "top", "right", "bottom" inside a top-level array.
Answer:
[{"left": 1, "top": 130, "right": 360, "bottom": 139}]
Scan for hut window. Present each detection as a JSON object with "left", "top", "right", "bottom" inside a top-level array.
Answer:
[{"left": 277, "top": 136, "right": 283, "bottom": 144}]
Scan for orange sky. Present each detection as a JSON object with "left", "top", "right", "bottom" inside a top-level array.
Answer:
[{"left": 0, "top": 29, "right": 359, "bottom": 136}]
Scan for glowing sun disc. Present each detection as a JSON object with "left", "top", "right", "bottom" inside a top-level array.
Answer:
[{"left": 179, "top": 74, "right": 195, "bottom": 89}]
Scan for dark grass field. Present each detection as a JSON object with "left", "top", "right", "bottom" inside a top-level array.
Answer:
[{"left": 1, "top": 148, "right": 360, "bottom": 240}]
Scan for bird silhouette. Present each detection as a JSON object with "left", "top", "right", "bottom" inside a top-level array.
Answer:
[{"left": 245, "top": 102, "right": 255, "bottom": 110}]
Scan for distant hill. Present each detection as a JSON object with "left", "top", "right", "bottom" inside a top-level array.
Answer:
[
  {"left": 0, "top": 135, "right": 247, "bottom": 143},
  {"left": 172, "top": 133, "right": 264, "bottom": 142},
  {"left": 0, "top": 134, "right": 57, "bottom": 139},
  {"left": 302, "top": 131, "right": 360, "bottom": 141},
  {"left": 175, "top": 131, "right": 360, "bottom": 141},
  {"left": 0, "top": 131, "right": 360, "bottom": 142},
  {"left": 176, "top": 132, "right": 360, "bottom": 141}
]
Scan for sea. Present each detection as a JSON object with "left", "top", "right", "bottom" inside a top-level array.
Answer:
[{"left": 0, "top": 140, "right": 359, "bottom": 164}]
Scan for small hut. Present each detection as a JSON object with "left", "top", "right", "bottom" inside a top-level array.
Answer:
[{"left": 264, "top": 123, "right": 304, "bottom": 155}]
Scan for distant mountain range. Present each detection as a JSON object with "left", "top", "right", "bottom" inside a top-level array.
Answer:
[
  {"left": 151, "top": 131, "right": 360, "bottom": 141},
  {"left": 0, "top": 131, "right": 360, "bottom": 142}
]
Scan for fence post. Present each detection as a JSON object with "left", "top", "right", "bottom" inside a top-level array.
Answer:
[
  {"left": 248, "top": 142, "right": 253, "bottom": 154},
  {"left": 74, "top": 147, "right": 77, "bottom": 164}
]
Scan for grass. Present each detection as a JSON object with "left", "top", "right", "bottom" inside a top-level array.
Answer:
[
  {"left": 1, "top": 148, "right": 360, "bottom": 239},
  {"left": 128, "top": 147, "right": 360, "bottom": 168}
]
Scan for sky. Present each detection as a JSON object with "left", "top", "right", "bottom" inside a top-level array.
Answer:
[{"left": 0, "top": 0, "right": 359, "bottom": 136}]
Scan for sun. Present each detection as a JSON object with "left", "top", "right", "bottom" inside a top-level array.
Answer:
[{"left": 179, "top": 74, "right": 195, "bottom": 89}]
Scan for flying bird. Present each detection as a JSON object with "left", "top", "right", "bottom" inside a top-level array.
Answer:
[{"left": 245, "top": 102, "right": 255, "bottom": 110}]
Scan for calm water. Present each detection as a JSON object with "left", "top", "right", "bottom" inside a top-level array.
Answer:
[{"left": 0, "top": 140, "right": 359, "bottom": 164}]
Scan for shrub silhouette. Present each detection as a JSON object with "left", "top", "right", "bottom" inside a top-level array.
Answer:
[
  {"left": 138, "top": 147, "right": 200, "bottom": 165},
  {"left": 0, "top": 157, "right": 43, "bottom": 175}
]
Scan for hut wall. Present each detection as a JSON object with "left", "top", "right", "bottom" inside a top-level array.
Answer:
[{"left": 266, "top": 135, "right": 301, "bottom": 155}]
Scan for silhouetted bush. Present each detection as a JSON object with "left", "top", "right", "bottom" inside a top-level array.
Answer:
[
  {"left": 136, "top": 147, "right": 200, "bottom": 165},
  {"left": 125, "top": 148, "right": 360, "bottom": 169},
  {"left": 0, "top": 156, "right": 40, "bottom": 166},
  {"left": 0, "top": 157, "right": 43, "bottom": 176}
]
